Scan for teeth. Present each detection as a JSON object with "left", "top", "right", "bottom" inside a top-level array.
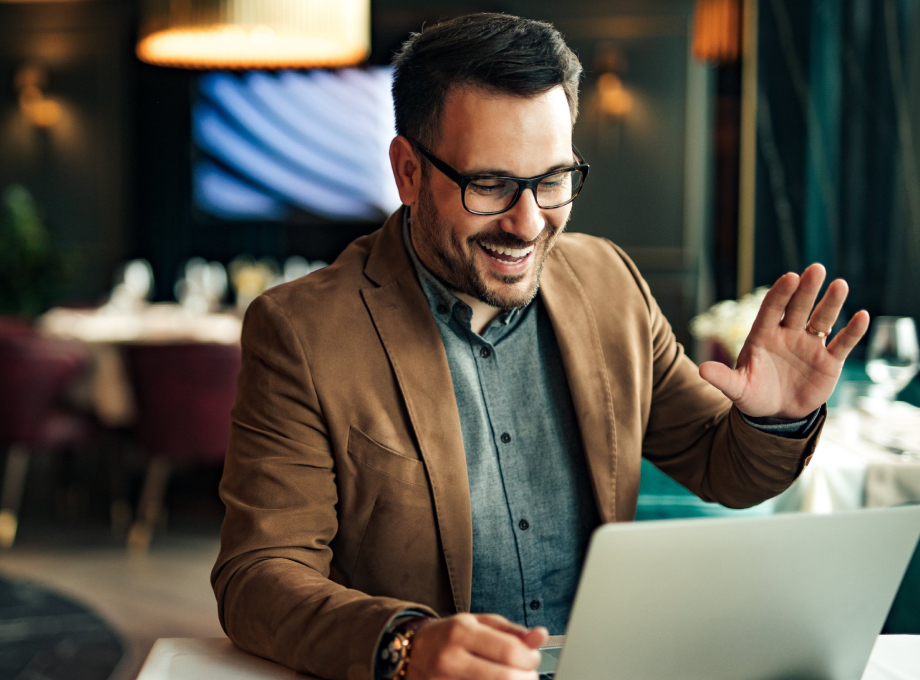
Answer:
[{"left": 483, "top": 243, "right": 534, "bottom": 259}]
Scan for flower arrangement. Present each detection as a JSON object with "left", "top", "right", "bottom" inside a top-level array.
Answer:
[{"left": 690, "top": 287, "right": 770, "bottom": 363}]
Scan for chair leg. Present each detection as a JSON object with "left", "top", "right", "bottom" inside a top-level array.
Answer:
[
  {"left": 105, "top": 435, "right": 133, "bottom": 535},
  {"left": 127, "top": 456, "right": 171, "bottom": 554},
  {"left": 0, "top": 446, "right": 30, "bottom": 549}
]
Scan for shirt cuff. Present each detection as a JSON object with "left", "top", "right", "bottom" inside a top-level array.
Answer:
[
  {"left": 373, "top": 610, "right": 434, "bottom": 680},
  {"left": 739, "top": 407, "right": 822, "bottom": 438}
]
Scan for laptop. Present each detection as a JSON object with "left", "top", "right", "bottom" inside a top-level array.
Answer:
[{"left": 538, "top": 505, "right": 920, "bottom": 680}]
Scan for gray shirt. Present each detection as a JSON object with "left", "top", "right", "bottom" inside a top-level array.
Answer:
[{"left": 403, "top": 213, "right": 600, "bottom": 634}]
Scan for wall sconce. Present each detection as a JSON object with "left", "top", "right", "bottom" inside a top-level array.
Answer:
[
  {"left": 596, "top": 72, "right": 633, "bottom": 118},
  {"left": 593, "top": 44, "right": 633, "bottom": 121},
  {"left": 15, "top": 65, "right": 62, "bottom": 128}
]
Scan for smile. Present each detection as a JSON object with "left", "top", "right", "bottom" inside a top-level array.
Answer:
[{"left": 479, "top": 242, "right": 534, "bottom": 264}]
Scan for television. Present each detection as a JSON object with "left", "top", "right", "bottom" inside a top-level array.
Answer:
[{"left": 192, "top": 67, "right": 400, "bottom": 223}]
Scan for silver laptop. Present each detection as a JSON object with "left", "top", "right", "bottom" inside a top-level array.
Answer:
[{"left": 539, "top": 505, "right": 920, "bottom": 680}]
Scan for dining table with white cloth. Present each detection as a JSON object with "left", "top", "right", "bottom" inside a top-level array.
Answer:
[
  {"left": 771, "top": 399, "right": 920, "bottom": 514},
  {"left": 38, "top": 304, "right": 242, "bottom": 427}
]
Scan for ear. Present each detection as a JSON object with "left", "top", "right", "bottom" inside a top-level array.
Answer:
[{"left": 389, "top": 135, "right": 423, "bottom": 207}]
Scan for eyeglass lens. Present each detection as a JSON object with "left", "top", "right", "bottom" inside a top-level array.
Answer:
[{"left": 464, "top": 169, "right": 583, "bottom": 214}]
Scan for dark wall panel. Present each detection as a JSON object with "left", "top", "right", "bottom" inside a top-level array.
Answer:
[{"left": 0, "top": 0, "right": 135, "bottom": 305}]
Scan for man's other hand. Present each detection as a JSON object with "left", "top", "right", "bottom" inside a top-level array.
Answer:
[
  {"left": 699, "top": 263, "right": 870, "bottom": 420},
  {"left": 407, "top": 613, "right": 548, "bottom": 680}
]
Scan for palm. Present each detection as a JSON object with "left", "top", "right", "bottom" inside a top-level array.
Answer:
[{"left": 699, "top": 265, "right": 870, "bottom": 421}]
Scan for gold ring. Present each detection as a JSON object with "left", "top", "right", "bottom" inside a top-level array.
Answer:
[{"left": 806, "top": 321, "right": 829, "bottom": 338}]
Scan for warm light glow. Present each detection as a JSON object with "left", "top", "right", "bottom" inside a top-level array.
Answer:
[
  {"left": 136, "top": 0, "right": 370, "bottom": 69},
  {"left": 14, "top": 65, "right": 62, "bottom": 128},
  {"left": 692, "top": 0, "right": 742, "bottom": 63},
  {"left": 596, "top": 73, "right": 633, "bottom": 118}
]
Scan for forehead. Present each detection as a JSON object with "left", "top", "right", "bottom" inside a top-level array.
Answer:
[{"left": 436, "top": 85, "right": 573, "bottom": 176}]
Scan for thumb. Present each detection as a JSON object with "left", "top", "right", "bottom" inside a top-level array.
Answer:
[{"left": 699, "top": 361, "right": 745, "bottom": 402}]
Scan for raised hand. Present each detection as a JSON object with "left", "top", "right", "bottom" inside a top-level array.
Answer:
[
  {"left": 698, "top": 264, "right": 870, "bottom": 420},
  {"left": 407, "top": 613, "right": 547, "bottom": 680}
]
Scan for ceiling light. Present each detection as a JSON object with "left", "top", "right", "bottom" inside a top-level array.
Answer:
[{"left": 136, "top": 0, "right": 370, "bottom": 70}]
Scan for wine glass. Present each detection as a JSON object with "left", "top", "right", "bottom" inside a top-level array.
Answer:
[{"left": 865, "top": 317, "right": 920, "bottom": 400}]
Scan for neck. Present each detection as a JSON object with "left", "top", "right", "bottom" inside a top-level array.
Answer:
[{"left": 453, "top": 290, "right": 502, "bottom": 335}]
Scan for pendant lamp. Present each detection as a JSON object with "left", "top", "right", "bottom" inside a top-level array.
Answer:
[{"left": 137, "top": 0, "right": 370, "bottom": 69}]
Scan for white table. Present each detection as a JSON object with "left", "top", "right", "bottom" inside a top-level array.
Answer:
[
  {"left": 137, "top": 636, "right": 920, "bottom": 680},
  {"left": 772, "top": 401, "right": 920, "bottom": 514},
  {"left": 38, "top": 304, "right": 242, "bottom": 426}
]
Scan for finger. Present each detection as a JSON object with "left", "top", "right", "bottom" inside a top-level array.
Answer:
[
  {"left": 806, "top": 278, "right": 848, "bottom": 335},
  {"left": 752, "top": 272, "right": 799, "bottom": 330},
  {"left": 781, "top": 263, "right": 827, "bottom": 329},
  {"left": 477, "top": 615, "right": 548, "bottom": 650},
  {"left": 456, "top": 652, "right": 539, "bottom": 680},
  {"left": 827, "top": 310, "right": 870, "bottom": 361},
  {"left": 475, "top": 615, "right": 547, "bottom": 649},
  {"left": 475, "top": 614, "right": 531, "bottom": 637},
  {"left": 520, "top": 627, "right": 549, "bottom": 650},
  {"left": 699, "top": 361, "right": 746, "bottom": 402},
  {"left": 465, "top": 627, "right": 542, "bottom": 670}
]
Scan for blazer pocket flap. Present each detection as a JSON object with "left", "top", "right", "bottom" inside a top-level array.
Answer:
[{"left": 346, "top": 427, "right": 428, "bottom": 487}]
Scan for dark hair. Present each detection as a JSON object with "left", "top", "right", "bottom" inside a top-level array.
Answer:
[{"left": 391, "top": 13, "right": 583, "bottom": 148}]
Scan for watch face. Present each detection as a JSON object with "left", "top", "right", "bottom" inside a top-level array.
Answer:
[{"left": 378, "top": 633, "right": 408, "bottom": 679}]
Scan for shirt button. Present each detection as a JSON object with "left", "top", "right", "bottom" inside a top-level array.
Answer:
[
  {"left": 436, "top": 304, "right": 448, "bottom": 315},
  {"left": 480, "top": 347, "right": 491, "bottom": 359},
  {"left": 500, "top": 432, "right": 511, "bottom": 443},
  {"left": 530, "top": 599, "right": 541, "bottom": 610},
  {"left": 519, "top": 519, "right": 529, "bottom": 530}
]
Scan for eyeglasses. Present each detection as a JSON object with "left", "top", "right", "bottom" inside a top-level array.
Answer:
[{"left": 408, "top": 138, "right": 590, "bottom": 216}]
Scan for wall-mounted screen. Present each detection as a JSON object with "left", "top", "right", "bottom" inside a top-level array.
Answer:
[{"left": 192, "top": 67, "right": 400, "bottom": 222}]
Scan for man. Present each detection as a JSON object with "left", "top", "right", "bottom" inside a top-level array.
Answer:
[{"left": 212, "top": 13, "right": 869, "bottom": 680}]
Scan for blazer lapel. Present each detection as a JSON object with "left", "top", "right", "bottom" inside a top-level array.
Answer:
[
  {"left": 540, "top": 246, "right": 619, "bottom": 522},
  {"left": 362, "top": 210, "right": 473, "bottom": 613}
]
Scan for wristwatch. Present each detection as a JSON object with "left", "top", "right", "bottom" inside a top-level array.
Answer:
[{"left": 376, "top": 616, "right": 430, "bottom": 680}]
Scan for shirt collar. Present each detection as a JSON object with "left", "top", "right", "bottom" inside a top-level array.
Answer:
[{"left": 401, "top": 208, "right": 526, "bottom": 330}]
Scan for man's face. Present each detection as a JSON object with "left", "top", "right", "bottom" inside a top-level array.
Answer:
[{"left": 411, "top": 86, "right": 575, "bottom": 310}]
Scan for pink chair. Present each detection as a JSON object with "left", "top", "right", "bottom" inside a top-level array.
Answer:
[
  {"left": 0, "top": 327, "right": 94, "bottom": 548},
  {"left": 122, "top": 342, "right": 241, "bottom": 551},
  {"left": 0, "top": 317, "right": 35, "bottom": 338}
]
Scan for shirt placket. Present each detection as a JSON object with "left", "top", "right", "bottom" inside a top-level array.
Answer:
[{"left": 474, "top": 325, "right": 547, "bottom": 629}]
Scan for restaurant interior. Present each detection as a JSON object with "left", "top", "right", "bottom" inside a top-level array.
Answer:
[{"left": 1, "top": 0, "right": 919, "bottom": 678}]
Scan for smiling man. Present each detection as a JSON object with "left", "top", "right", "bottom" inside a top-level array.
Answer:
[
  {"left": 212, "top": 13, "right": 869, "bottom": 680},
  {"left": 403, "top": 85, "right": 578, "bottom": 326}
]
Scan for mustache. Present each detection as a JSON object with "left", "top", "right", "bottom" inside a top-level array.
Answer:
[{"left": 469, "top": 227, "right": 555, "bottom": 250}]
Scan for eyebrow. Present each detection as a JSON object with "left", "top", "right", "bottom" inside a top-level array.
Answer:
[{"left": 463, "top": 159, "right": 577, "bottom": 177}]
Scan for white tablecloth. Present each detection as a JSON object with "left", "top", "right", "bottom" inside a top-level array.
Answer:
[
  {"left": 137, "top": 636, "right": 920, "bottom": 680},
  {"left": 772, "top": 402, "right": 920, "bottom": 514}
]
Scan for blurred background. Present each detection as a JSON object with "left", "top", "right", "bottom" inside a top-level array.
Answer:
[{"left": 1, "top": 0, "right": 919, "bottom": 678}]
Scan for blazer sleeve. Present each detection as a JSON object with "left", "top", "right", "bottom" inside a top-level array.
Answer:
[
  {"left": 211, "top": 294, "right": 437, "bottom": 680},
  {"left": 614, "top": 245, "right": 824, "bottom": 508}
]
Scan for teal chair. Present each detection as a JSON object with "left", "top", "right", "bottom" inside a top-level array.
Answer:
[
  {"left": 883, "top": 512, "right": 920, "bottom": 634},
  {"left": 635, "top": 458, "right": 774, "bottom": 521}
]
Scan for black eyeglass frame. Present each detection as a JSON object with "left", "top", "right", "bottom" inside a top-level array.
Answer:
[{"left": 407, "top": 138, "right": 590, "bottom": 216}]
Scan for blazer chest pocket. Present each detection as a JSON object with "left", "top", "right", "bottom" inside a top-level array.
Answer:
[{"left": 345, "top": 426, "right": 428, "bottom": 489}]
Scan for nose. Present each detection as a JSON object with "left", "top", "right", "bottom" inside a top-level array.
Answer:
[{"left": 499, "top": 187, "right": 545, "bottom": 243}]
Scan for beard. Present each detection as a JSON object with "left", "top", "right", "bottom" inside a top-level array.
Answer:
[{"left": 413, "top": 179, "right": 564, "bottom": 311}]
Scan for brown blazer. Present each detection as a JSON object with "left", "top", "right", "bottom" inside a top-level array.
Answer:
[{"left": 212, "top": 207, "right": 822, "bottom": 680}]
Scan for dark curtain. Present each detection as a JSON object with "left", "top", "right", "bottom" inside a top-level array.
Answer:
[{"left": 754, "top": 0, "right": 920, "bottom": 326}]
